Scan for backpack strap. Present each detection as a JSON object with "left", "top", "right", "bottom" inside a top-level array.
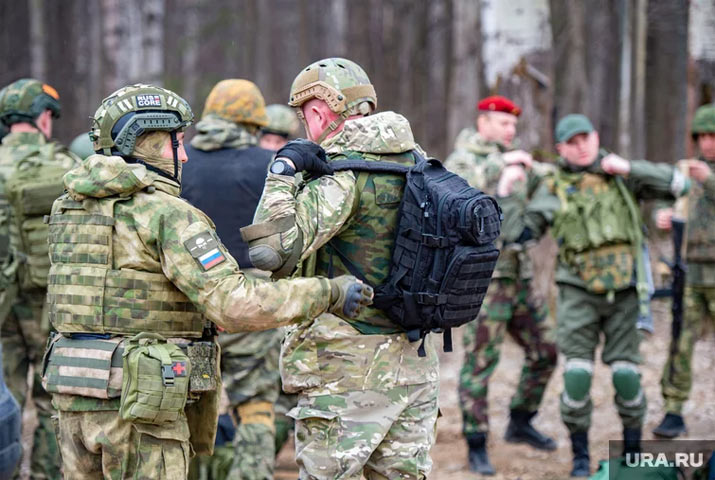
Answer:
[{"left": 331, "top": 159, "right": 411, "bottom": 174}]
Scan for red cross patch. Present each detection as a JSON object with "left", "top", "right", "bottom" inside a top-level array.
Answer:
[{"left": 171, "top": 361, "right": 187, "bottom": 376}]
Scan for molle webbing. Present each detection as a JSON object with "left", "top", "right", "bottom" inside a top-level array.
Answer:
[{"left": 46, "top": 198, "right": 205, "bottom": 338}]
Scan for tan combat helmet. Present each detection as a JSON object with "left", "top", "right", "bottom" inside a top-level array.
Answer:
[
  {"left": 202, "top": 79, "right": 268, "bottom": 127},
  {"left": 288, "top": 58, "right": 377, "bottom": 143}
]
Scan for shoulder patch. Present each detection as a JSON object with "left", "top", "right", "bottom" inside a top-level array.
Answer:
[{"left": 183, "top": 231, "right": 226, "bottom": 270}]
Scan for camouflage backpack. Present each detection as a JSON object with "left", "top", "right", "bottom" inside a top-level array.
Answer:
[{"left": 5, "top": 144, "right": 70, "bottom": 289}]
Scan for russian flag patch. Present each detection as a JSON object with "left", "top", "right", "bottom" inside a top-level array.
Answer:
[{"left": 184, "top": 231, "right": 226, "bottom": 271}]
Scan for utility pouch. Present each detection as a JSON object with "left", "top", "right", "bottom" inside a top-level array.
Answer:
[
  {"left": 569, "top": 243, "right": 634, "bottom": 293},
  {"left": 42, "top": 334, "right": 123, "bottom": 399},
  {"left": 120, "top": 332, "right": 191, "bottom": 425}
]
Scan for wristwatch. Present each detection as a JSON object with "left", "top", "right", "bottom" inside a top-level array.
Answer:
[{"left": 269, "top": 158, "right": 296, "bottom": 176}]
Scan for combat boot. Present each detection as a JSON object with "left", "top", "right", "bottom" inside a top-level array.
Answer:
[
  {"left": 570, "top": 431, "right": 590, "bottom": 477},
  {"left": 466, "top": 432, "right": 495, "bottom": 476},
  {"left": 623, "top": 428, "right": 641, "bottom": 459},
  {"left": 504, "top": 409, "right": 557, "bottom": 451},
  {"left": 653, "top": 413, "right": 687, "bottom": 438}
]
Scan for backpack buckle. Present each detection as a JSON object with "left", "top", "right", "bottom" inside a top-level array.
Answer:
[
  {"left": 421, "top": 234, "right": 448, "bottom": 248},
  {"left": 416, "top": 293, "right": 447, "bottom": 305},
  {"left": 162, "top": 365, "right": 176, "bottom": 386}
]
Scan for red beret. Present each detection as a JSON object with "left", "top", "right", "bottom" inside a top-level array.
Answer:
[{"left": 477, "top": 95, "right": 521, "bottom": 117}]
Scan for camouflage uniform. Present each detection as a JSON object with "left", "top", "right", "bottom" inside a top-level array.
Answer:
[
  {"left": 503, "top": 153, "right": 688, "bottom": 434},
  {"left": 0, "top": 131, "right": 78, "bottom": 480},
  {"left": 660, "top": 159, "right": 715, "bottom": 414},
  {"left": 444, "top": 128, "right": 557, "bottom": 436},
  {"left": 44, "top": 85, "right": 364, "bottom": 480},
  {"left": 253, "top": 110, "right": 440, "bottom": 479},
  {"left": 183, "top": 86, "right": 283, "bottom": 479}
]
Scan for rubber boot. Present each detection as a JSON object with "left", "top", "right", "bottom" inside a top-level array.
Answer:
[
  {"left": 653, "top": 413, "right": 687, "bottom": 438},
  {"left": 570, "top": 431, "right": 590, "bottom": 477},
  {"left": 504, "top": 409, "right": 557, "bottom": 451},
  {"left": 466, "top": 433, "right": 495, "bottom": 476}
]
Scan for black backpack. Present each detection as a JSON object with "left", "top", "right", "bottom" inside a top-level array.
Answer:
[{"left": 331, "top": 152, "right": 502, "bottom": 355}]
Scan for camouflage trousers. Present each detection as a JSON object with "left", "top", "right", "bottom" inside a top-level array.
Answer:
[
  {"left": 55, "top": 408, "right": 191, "bottom": 479},
  {"left": 661, "top": 285, "right": 715, "bottom": 414},
  {"left": 458, "top": 277, "right": 557, "bottom": 435},
  {"left": 189, "top": 330, "right": 282, "bottom": 480},
  {"left": 290, "top": 382, "right": 439, "bottom": 480},
  {"left": 557, "top": 284, "right": 646, "bottom": 433},
  {"left": 0, "top": 288, "right": 60, "bottom": 480}
]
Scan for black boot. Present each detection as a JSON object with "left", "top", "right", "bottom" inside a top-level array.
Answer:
[
  {"left": 504, "top": 409, "right": 557, "bottom": 451},
  {"left": 653, "top": 413, "right": 687, "bottom": 438},
  {"left": 466, "top": 433, "right": 495, "bottom": 476},
  {"left": 623, "top": 428, "right": 641, "bottom": 459},
  {"left": 570, "top": 432, "right": 590, "bottom": 477}
]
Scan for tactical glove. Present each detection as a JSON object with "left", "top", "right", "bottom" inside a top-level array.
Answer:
[
  {"left": 276, "top": 139, "right": 333, "bottom": 176},
  {"left": 328, "top": 275, "right": 374, "bottom": 319}
]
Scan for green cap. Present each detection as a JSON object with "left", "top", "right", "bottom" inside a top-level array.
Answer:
[
  {"left": 555, "top": 114, "right": 594, "bottom": 143},
  {"left": 692, "top": 104, "right": 715, "bottom": 136}
]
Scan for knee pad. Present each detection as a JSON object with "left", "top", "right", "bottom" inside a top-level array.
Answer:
[
  {"left": 563, "top": 359, "right": 593, "bottom": 408},
  {"left": 611, "top": 361, "right": 642, "bottom": 403}
]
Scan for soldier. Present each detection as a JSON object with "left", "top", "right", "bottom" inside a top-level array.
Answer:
[
  {"left": 41, "top": 83, "right": 371, "bottom": 480},
  {"left": 259, "top": 104, "right": 302, "bottom": 151},
  {"left": 653, "top": 103, "right": 715, "bottom": 438},
  {"left": 499, "top": 114, "right": 690, "bottom": 477},
  {"left": 244, "top": 58, "right": 441, "bottom": 479},
  {"left": 0, "top": 78, "right": 80, "bottom": 480},
  {"left": 445, "top": 96, "right": 558, "bottom": 475},
  {"left": 181, "top": 79, "right": 283, "bottom": 480}
]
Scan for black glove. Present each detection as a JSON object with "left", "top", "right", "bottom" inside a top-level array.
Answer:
[
  {"left": 328, "top": 275, "right": 374, "bottom": 319},
  {"left": 276, "top": 139, "right": 333, "bottom": 176}
]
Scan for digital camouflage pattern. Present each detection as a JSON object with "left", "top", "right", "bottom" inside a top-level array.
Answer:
[
  {"left": 458, "top": 278, "right": 556, "bottom": 435},
  {"left": 683, "top": 161, "right": 715, "bottom": 278},
  {"left": 49, "top": 152, "right": 339, "bottom": 478},
  {"left": 252, "top": 110, "right": 439, "bottom": 478},
  {"left": 0, "top": 131, "right": 78, "bottom": 480},
  {"left": 263, "top": 104, "right": 301, "bottom": 138},
  {"left": 289, "top": 382, "right": 438, "bottom": 479},
  {"left": 190, "top": 114, "right": 259, "bottom": 152},
  {"left": 201, "top": 79, "right": 268, "bottom": 127}
]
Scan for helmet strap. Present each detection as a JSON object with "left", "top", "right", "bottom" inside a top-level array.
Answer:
[
  {"left": 315, "top": 111, "right": 350, "bottom": 145},
  {"left": 170, "top": 130, "right": 180, "bottom": 181}
]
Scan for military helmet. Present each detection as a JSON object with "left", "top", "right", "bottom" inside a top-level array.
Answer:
[
  {"left": 0, "top": 78, "right": 61, "bottom": 127},
  {"left": 202, "top": 79, "right": 268, "bottom": 127},
  {"left": 263, "top": 104, "right": 301, "bottom": 138},
  {"left": 69, "top": 132, "right": 96, "bottom": 160},
  {"left": 692, "top": 104, "right": 715, "bottom": 136},
  {"left": 90, "top": 84, "right": 193, "bottom": 157},
  {"left": 288, "top": 58, "right": 377, "bottom": 116}
]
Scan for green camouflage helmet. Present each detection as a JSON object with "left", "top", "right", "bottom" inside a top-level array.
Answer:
[
  {"left": 90, "top": 83, "right": 193, "bottom": 157},
  {"left": 69, "top": 132, "right": 96, "bottom": 160},
  {"left": 263, "top": 104, "right": 301, "bottom": 138},
  {"left": 692, "top": 104, "right": 715, "bottom": 136},
  {"left": 289, "top": 58, "right": 377, "bottom": 143},
  {"left": 0, "top": 78, "right": 61, "bottom": 126}
]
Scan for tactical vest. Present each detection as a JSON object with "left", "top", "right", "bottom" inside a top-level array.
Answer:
[
  {"left": 315, "top": 151, "right": 414, "bottom": 334},
  {"left": 46, "top": 195, "right": 205, "bottom": 338},
  {"left": 550, "top": 169, "right": 642, "bottom": 293},
  {"left": 686, "top": 163, "right": 715, "bottom": 262}
]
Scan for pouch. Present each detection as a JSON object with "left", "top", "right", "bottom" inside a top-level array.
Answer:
[{"left": 120, "top": 332, "right": 191, "bottom": 425}]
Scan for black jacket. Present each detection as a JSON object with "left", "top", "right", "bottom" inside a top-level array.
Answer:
[{"left": 182, "top": 145, "right": 274, "bottom": 267}]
